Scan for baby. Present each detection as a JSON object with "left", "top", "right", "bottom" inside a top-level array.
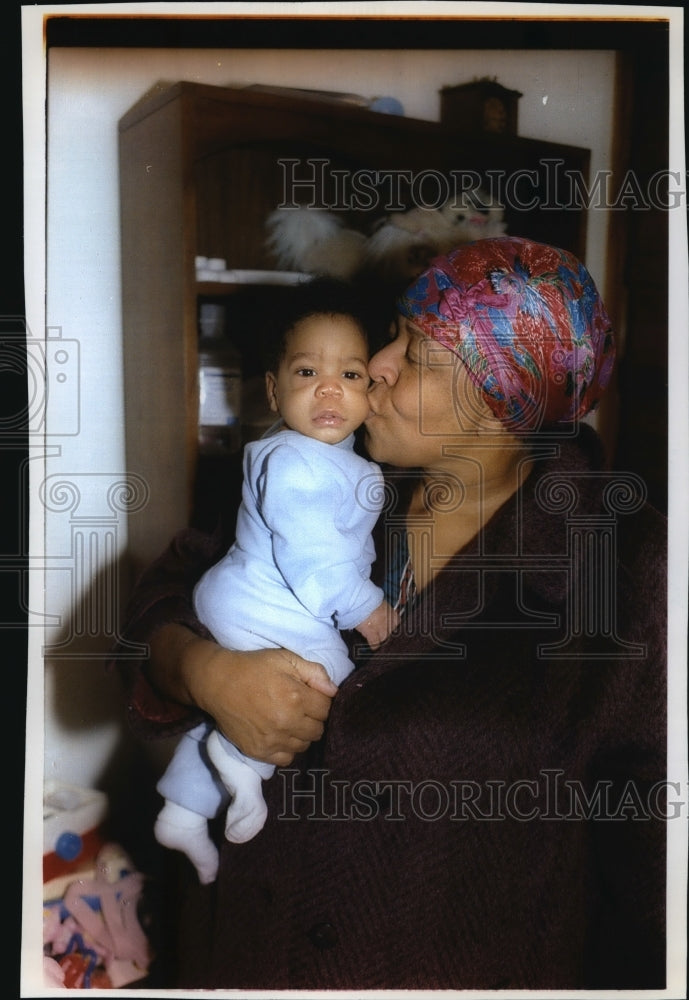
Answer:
[{"left": 154, "top": 277, "right": 398, "bottom": 883}]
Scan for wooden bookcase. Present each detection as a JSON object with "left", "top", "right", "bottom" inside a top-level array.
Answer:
[{"left": 119, "top": 80, "right": 589, "bottom": 578}]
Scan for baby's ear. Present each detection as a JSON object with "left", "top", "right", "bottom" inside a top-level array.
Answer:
[{"left": 265, "top": 371, "right": 280, "bottom": 413}]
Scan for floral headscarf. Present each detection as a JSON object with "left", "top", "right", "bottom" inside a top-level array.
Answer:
[{"left": 397, "top": 236, "right": 616, "bottom": 431}]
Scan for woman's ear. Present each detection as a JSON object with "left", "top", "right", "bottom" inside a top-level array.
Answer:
[{"left": 265, "top": 371, "right": 280, "bottom": 414}]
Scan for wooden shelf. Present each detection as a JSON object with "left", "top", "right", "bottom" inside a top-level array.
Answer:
[{"left": 119, "top": 81, "right": 590, "bottom": 576}]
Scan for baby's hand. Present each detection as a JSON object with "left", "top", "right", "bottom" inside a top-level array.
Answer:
[{"left": 355, "top": 600, "right": 400, "bottom": 649}]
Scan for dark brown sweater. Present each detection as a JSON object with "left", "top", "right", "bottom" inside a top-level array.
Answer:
[{"left": 112, "top": 427, "right": 667, "bottom": 989}]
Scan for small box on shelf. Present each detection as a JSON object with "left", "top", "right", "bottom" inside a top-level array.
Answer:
[{"left": 440, "top": 78, "right": 522, "bottom": 135}]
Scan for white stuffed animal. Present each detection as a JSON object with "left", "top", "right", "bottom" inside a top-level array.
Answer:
[
  {"left": 264, "top": 190, "right": 506, "bottom": 284},
  {"left": 265, "top": 206, "right": 367, "bottom": 279},
  {"left": 363, "top": 190, "right": 507, "bottom": 281}
]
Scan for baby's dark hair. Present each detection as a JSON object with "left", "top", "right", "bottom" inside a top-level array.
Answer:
[{"left": 261, "top": 276, "right": 373, "bottom": 373}]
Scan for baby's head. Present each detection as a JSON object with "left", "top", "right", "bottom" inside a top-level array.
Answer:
[{"left": 264, "top": 277, "right": 373, "bottom": 445}]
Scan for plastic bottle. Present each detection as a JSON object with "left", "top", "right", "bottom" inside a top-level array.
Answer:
[{"left": 197, "top": 301, "right": 242, "bottom": 455}]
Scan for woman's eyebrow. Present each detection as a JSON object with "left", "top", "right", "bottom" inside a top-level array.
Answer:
[
  {"left": 405, "top": 318, "right": 430, "bottom": 341},
  {"left": 396, "top": 314, "right": 424, "bottom": 337}
]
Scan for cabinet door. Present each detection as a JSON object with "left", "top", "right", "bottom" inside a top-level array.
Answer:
[{"left": 120, "top": 96, "right": 198, "bottom": 577}]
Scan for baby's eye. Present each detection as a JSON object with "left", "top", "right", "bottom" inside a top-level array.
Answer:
[
  {"left": 343, "top": 370, "right": 364, "bottom": 380},
  {"left": 296, "top": 367, "right": 316, "bottom": 377}
]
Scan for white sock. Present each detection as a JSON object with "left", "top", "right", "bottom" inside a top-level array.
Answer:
[
  {"left": 206, "top": 729, "right": 270, "bottom": 844},
  {"left": 154, "top": 801, "right": 219, "bottom": 884}
]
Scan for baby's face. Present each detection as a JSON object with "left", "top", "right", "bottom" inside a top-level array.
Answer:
[{"left": 265, "top": 314, "right": 371, "bottom": 445}]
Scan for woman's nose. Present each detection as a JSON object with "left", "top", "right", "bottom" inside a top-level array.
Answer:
[{"left": 368, "top": 342, "right": 399, "bottom": 386}]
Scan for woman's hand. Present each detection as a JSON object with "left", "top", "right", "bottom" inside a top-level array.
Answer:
[{"left": 148, "top": 624, "right": 338, "bottom": 766}]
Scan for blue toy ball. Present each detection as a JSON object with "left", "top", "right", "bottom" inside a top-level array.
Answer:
[
  {"left": 369, "top": 96, "right": 404, "bottom": 116},
  {"left": 55, "top": 830, "right": 83, "bottom": 862}
]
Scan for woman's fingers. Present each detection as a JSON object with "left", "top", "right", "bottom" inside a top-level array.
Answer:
[
  {"left": 148, "top": 626, "right": 338, "bottom": 765},
  {"left": 287, "top": 652, "right": 339, "bottom": 698},
  {"left": 194, "top": 645, "right": 335, "bottom": 763}
]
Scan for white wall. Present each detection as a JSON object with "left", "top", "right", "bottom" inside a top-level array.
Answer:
[{"left": 38, "top": 45, "right": 616, "bottom": 790}]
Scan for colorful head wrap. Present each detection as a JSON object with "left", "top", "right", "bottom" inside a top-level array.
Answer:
[{"left": 397, "top": 236, "right": 615, "bottom": 431}]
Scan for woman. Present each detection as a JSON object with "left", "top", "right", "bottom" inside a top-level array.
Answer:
[{"left": 114, "top": 237, "right": 666, "bottom": 990}]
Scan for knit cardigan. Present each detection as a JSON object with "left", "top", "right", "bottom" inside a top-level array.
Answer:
[{"left": 112, "top": 426, "right": 667, "bottom": 990}]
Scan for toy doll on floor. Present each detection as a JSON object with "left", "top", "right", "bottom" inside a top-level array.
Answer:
[{"left": 154, "top": 277, "right": 399, "bottom": 883}]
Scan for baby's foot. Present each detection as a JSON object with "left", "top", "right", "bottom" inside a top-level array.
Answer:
[
  {"left": 154, "top": 802, "right": 219, "bottom": 884},
  {"left": 223, "top": 793, "right": 268, "bottom": 844},
  {"left": 206, "top": 729, "right": 269, "bottom": 843}
]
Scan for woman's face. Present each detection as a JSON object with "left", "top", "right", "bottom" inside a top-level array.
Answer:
[{"left": 364, "top": 314, "right": 494, "bottom": 469}]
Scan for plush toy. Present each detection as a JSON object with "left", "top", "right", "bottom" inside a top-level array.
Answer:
[
  {"left": 43, "top": 843, "right": 151, "bottom": 989},
  {"left": 264, "top": 190, "right": 506, "bottom": 284},
  {"left": 265, "top": 206, "right": 367, "bottom": 279},
  {"left": 363, "top": 192, "right": 507, "bottom": 281}
]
